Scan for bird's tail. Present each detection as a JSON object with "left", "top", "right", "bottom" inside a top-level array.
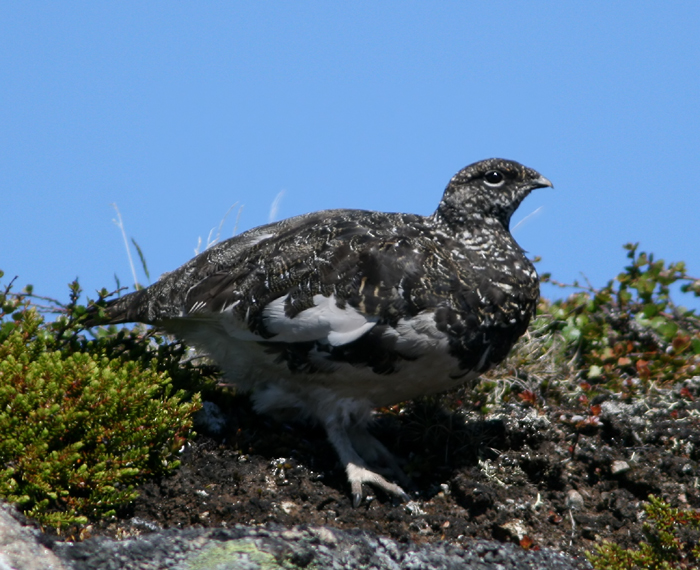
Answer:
[{"left": 83, "top": 288, "right": 151, "bottom": 327}]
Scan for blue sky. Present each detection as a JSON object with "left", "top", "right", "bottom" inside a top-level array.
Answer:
[{"left": 2, "top": 2, "right": 699, "bottom": 310}]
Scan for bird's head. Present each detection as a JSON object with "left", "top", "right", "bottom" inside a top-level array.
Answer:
[{"left": 435, "top": 158, "right": 553, "bottom": 231}]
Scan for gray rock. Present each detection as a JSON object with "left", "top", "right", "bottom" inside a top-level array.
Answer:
[
  {"left": 0, "top": 503, "right": 68, "bottom": 570},
  {"left": 1, "top": 501, "right": 592, "bottom": 570},
  {"left": 566, "top": 490, "right": 585, "bottom": 511},
  {"left": 611, "top": 460, "right": 630, "bottom": 475}
]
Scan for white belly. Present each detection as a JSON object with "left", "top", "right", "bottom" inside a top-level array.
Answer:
[
  {"left": 165, "top": 302, "right": 479, "bottom": 427},
  {"left": 171, "top": 318, "right": 476, "bottom": 424}
]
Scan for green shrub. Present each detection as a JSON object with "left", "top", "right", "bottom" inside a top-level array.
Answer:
[
  {"left": 0, "top": 272, "right": 202, "bottom": 528},
  {"left": 535, "top": 244, "right": 700, "bottom": 407},
  {"left": 588, "top": 495, "right": 700, "bottom": 570}
]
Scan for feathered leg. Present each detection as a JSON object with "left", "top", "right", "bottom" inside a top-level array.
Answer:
[{"left": 324, "top": 417, "right": 410, "bottom": 507}]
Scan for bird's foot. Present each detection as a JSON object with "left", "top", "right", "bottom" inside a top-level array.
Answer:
[
  {"left": 346, "top": 462, "right": 410, "bottom": 508},
  {"left": 322, "top": 410, "right": 412, "bottom": 507}
]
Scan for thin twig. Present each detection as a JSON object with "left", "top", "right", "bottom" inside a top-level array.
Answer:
[
  {"left": 213, "top": 202, "right": 239, "bottom": 246},
  {"left": 268, "top": 190, "right": 285, "bottom": 223},
  {"left": 111, "top": 203, "right": 139, "bottom": 290},
  {"left": 512, "top": 206, "right": 543, "bottom": 232},
  {"left": 233, "top": 205, "right": 244, "bottom": 236},
  {"left": 197, "top": 203, "right": 241, "bottom": 253}
]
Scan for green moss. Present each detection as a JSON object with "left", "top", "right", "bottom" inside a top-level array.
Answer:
[{"left": 188, "top": 540, "right": 292, "bottom": 570}]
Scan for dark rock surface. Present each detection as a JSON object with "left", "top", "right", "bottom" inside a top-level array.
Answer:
[
  {"left": 1, "top": 500, "right": 590, "bottom": 570},
  {"left": 55, "top": 526, "right": 591, "bottom": 570}
]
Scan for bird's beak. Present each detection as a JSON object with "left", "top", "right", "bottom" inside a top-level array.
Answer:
[{"left": 534, "top": 175, "right": 553, "bottom": 189}]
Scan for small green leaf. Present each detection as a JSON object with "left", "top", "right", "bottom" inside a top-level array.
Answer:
[
  {"left": 588, "top": 365, "right": 603, "bottom": 379},
  {"left": 562, "top": 324, "right": 581, "bottom": 342},
  {"left": 642, "top": 303, "right": 660, "bottom": 318},
  {"left": 649, "top": 316, "right": 678, "bottom": 340},
  {"left": 691, "top": 338, "right": 700, "bottom": 355}
]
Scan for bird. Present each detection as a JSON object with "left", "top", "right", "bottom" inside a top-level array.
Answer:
[{"left": 87, "top": 158, "right": 552, "bottom": 506}]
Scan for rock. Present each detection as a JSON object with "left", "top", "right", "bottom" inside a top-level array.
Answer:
[
  {"left": 611, "top": 460, "right": 630, "bottom": 475},
  {"left": 1, "top": 501, "right": 592, "bottom": 570},
  {"left": 498, "top": 519, "right": 529, "bottom": 541},
  {"left": 192, "top": 401, "right": 228, "bottom": 435},
  {"left": 0, "top": 502, "right": 68, "bottom": 570},
  {"left": 566, "top": 490, "right": 585, "bottom": 511}
]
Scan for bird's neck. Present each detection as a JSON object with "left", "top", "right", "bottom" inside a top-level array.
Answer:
[
  {"left": 431, "top": 205, "right": 511, "bottom": 235},
  {"left": 430, "top": 208, "right": 534, "bottom": 284}
]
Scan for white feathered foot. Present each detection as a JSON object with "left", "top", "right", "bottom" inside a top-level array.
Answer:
[{"left": 323, "top": 416, "right": 411, "bottom": 507}]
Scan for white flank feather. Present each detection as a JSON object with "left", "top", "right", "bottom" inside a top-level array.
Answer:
[
  {"left": 386, "top": 311, "right": 449, "bottom": 357},
  {"left": 263, "top": 294, "right": 377, "bottom": 346}
]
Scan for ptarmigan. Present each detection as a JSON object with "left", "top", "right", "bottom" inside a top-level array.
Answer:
[{"left": 88, "top": 158, "right": 552, "bottom": 506}]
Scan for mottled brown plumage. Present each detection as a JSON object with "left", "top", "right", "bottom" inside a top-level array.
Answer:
[{"left": 90, "top": 158, "right": 552, "bottom": 505}]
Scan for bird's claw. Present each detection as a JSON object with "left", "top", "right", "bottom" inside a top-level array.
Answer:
[
  {"left": 346, "top": 462, "right": 409, "bottom": 507},
  {"left": 352, "top": 491, "right": 363, "bottom": 509}
]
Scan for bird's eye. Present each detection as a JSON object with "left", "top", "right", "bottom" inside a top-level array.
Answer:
[{"left": 484, "top": 170, "right": 504, "bottom": 185}]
